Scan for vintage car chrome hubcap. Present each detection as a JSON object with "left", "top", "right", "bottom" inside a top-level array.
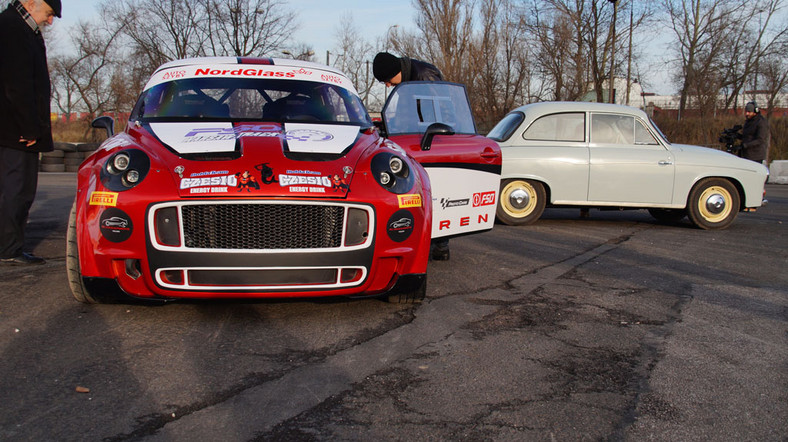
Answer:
[
  {"left": 698, "top": 185, "right": 732, "bottom": 222},
  {"left": 509, "top": 188, "right": 531, "bottom": 209},
  {"left": 705, "top": 194, "right": 726, "bottom": 214}
]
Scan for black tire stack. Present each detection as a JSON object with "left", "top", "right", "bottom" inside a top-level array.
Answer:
[{"left": 40, "top": 142, "right": 100, "bottom": 172}]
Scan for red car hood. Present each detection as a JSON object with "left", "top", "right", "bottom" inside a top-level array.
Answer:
[{"left": 144, "top": 122, "right": 371, "bottom": 198}]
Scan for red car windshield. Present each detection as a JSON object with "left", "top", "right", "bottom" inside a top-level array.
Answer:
[{"left": 133, "top": 77, "right": 372, "bottom": 126}]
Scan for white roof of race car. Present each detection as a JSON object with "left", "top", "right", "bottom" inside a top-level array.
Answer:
[
  {"left": 153, "top": 57, "right": 346, "bottom": 76},
  {"left": 145, "top": 56, "right": 358, "bottom": 94}
]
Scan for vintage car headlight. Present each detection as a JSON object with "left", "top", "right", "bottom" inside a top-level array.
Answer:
[
  {"left": 101, "top": 149, "right": 151, "bottom": 191},
  {"left": 371, "top": 152, "right": 414, "bottom": 194}
]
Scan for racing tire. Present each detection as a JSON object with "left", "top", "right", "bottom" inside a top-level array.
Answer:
[
  {"left": 648, "top": 208, "right": 687, "bottom": 224},
  {"left": 496, "top": 179, "right": 546, "bottom": 226},
  {"left": 386, "top": 276, "right": 426, "bottom": 304},
  {"left": 686, "top": 178, "right": 740, "bottom": 230},
  {"left": 40, "top": 163, "right": 65, "bottom": 172},
  {"left": 66, "top": 202, "right": 102, "bottom": 303}
]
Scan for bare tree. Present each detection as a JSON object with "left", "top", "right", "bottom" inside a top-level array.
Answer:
[
  {"left": 331, "top": 14, "right": 378, "bottom": 107},
  {"left": 406, "top": 0, "right": 477, "bottom": 85},
  {"left": 663, "top": 0, "right": 788, "bottom": 115},
  {"left": 472, "top": 0, "right": 531, "bottom": 129},
  {"left": 759, "top": 52, "right": 788, "bottom": 116},
  {"left": 49, "top": 15, "right": 125, "bottom": 133},
  {"left": 200, "top": 0, "right": 297, "bottom": 56},
  {"left": 523, "top": 0, "right": 589, "bottom": 101},
  {"left": 521, "top": 0, "right": 651, "bottom": 104},
  {"left": 718, "top": 0, "right": 788, "bottom": 111},
  {"left": 103, "top": 0, "right": 207, "bottom": 73}
]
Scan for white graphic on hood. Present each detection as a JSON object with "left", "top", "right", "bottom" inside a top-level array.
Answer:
[
  {"left": 149, "top": 122, "right": 359, "bottom": 155},
  {"left": 283, "top": 123, "right": 358, "bottom": 154}
]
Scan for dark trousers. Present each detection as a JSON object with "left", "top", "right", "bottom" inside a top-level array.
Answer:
[{"left": 0, "top": 146, "right": 39, "bottom": 258}]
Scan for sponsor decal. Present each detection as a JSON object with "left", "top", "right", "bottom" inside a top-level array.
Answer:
[
  {"left": 99, "top": 208, "right": 133, "bottom": 242},
  {"left": 89, "top": 191, "right": 118, "bottom": 207},
  {"left": 398, "top": 194, "right": 422, "bottom": 208},
  {"left": 331, "top": 174, "right": 349, "bottom": 192},
  {"left": 180, "top": 174, "right": 238, "bottom": 190},
  {"left": 321, "top": 74, "right": 343, "bottom": 85},
  {"left": 256, "top": 163, "right": 278, "bottom": 185},
  {"left": 440, "top": 197, "right": 469, "bottom": 209},
  {"left": 235, "top": 170, "right": 260, "bottom": 192},
  {"left": 438, "top": 213, "right": 490, "bottom": 231},
  {"left": 284, "top": 129, "right": 333, "bottom": 142},
  {"left": 195, "top": 68, "right": 296, "bottom": 78},
  {"left": 182, "top": 124, "right": 281, "bottom": 143},
  {"left": 473, "top": 191, "right": 496, "bottom": 207},
  {"left": 162, "top": 70, "right": 186, "bottom": 80},
  {"left": 387, "top": 209, "right": 415, "bottom": 242},
  {"left": 279, "top": 173, "right": 331, "bottom": 186}
]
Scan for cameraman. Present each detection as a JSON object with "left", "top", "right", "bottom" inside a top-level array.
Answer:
[{"left": 741, "top": 101, "right": 770, "bottom": 165}]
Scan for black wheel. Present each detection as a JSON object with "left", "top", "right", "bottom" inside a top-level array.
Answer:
[
  {"left": 648, "top": 208, "right": 687, "bottom": 224},
  {"left": 66, "top": 202, "right": 101, "bottom": 303},
  {"left": 686, "top": 178, "right": 740, "bottom": 230},
  {"left": 496, "top": 179, "right": 546, "bottom": 226},
  {"left": 386, "top": 276, "right": 426, "bottom": 304}
]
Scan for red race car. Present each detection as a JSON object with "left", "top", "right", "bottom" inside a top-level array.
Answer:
[{"left": 68, "top": 57, "right": 500, "bottom": 304}]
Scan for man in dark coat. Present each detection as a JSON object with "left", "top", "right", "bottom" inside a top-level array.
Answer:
[
  {"left": 0, "top": 0, "right": 61, "bottom": 265},
  {"left": 373, "top": 52, "right": 444, "bottom": 85},
  {"left": 741, "top": 101, "right": 770, "bottom": 164},
  {"left": 373, "top": 52, "right": 451, "bottom": 261}
]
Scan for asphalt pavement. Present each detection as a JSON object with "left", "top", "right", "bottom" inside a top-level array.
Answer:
[{"left": 0, "top": 173, "right": 785, "bottom": 441}]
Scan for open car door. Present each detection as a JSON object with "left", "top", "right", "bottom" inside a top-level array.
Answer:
[{"left": 382, "top": 82, "right": 501, "bottom": 239}]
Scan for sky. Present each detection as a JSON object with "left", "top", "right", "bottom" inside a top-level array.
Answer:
[{"left": 46, "top": 0, "right": 674, "bottom": 95}]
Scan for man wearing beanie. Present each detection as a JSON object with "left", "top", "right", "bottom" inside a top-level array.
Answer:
[
  {"left": 373, "top": 52, "right": 452, "bottom": 261},
  {"left": 373, "top": 52, "right": 444, "bottom": 86},
  {"left": 0, "top": 0, "right": 60, "bottom": 265},
  {"left": 741, "top": 101, "right": 770, "bottom": 165}
]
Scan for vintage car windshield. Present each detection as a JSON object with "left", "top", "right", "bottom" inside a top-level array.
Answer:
[
  {"left": 649, "top": 118, "right": 671, "bottom": 144},
  {"left": 487, "top": 111, "right": 524, "bottom": 142},
  {"left": 133, "top": 77, "right": 372, "bottom": 126}
]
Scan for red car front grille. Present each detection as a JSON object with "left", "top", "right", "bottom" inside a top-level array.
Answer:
[{"left": 180, "top": 203, "right": 345, "bottom": 249}]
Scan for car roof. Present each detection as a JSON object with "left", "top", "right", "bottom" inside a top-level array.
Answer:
[
  {"left": 153, "top": 56, "right": 346, "bottom": 76},
  {"left": 511, "top": 101, "right": 649, "bottom": 119}
]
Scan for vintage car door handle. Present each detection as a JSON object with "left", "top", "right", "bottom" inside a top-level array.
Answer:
[{"left": 658, "top": 160, "right": 673, "bottom": 166}]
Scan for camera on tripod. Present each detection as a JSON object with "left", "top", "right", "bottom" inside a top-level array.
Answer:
[{"left": 719, "top": 124, "right": 742, "bottom": 155}]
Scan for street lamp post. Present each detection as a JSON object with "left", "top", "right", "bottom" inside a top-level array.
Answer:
[
  {"left": 608, "top": 0, "right": 618, "bottom": 104},
  {"left": 386, "top": 24, "right": 399, "bottom": 51}
]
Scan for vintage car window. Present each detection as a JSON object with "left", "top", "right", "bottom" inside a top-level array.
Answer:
[
  {"left": 487, "top": 111, "right": 524, "bottom": 142},
  {"left": 591, "top": 114, "right": 635, "bottom": 144},
  {"left": 635, "top": 119, "right": 659, "bottom": 145},
  {"left": 523, "top": 112, "right": 584, "bottom": 142},
  {"left": 134, "top": 77, "right": 371, "bottom": 126},
  {"left": 383, "top": 82, "right": 476, "bottom": 135}
]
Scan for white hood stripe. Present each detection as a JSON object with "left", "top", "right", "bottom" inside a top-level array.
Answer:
[{"left": 149, "top": 123, "right": 360, "bottom": 155}]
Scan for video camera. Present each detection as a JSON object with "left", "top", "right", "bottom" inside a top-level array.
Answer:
[{"left": 719, "top": 124, "right": 742, "bottom": 155}]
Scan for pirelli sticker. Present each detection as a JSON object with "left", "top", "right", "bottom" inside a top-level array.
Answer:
[
  {"left": 398, "top": 194, "right": 422, "bottom": 208},
  {"left": 89, "top": 191, "right": 119, "bottom": 207}
]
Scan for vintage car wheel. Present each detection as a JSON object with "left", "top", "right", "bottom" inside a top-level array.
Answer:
[
  {"left": 496, "top": 179, "right": 546, "bottom": 226},
  {"left": 66, "top": 202, "right": 103, "bottom": 304},
  {"left": 687, "top": 178, "right": 740, "bottom": 230},
  {"left": 648, "top": 208, "right": 687, "bottom": 224}
]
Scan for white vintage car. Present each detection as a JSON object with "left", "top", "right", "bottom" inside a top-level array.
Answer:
[{"left": 487, "top": 102, "right": 769, "bottom": 229}]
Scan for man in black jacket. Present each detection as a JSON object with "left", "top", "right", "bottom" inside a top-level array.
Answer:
[
  {"left": 373, "top": 52, "right": 444, "bottom": 86},
  {"left": 741, "top": 101, "right": 770, "bottom": 164},
  {"left": 0, "top": 0, "right": 61, "bottom": 265},
  {"left": 373, "top": 52, "right": 451, "bottom": 261}
]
